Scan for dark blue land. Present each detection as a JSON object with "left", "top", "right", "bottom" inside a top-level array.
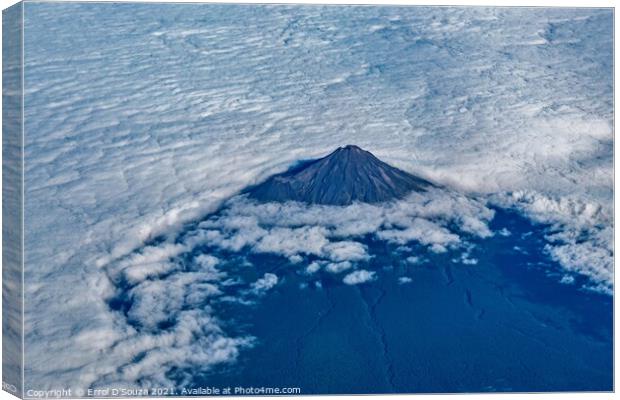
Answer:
[{"left": 188, "top": 208, "right": 612, "bottom": 394}]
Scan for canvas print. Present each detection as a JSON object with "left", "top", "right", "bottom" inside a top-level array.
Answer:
[{"left": 2, "top": 2, "right": 613, "bottom": 397}]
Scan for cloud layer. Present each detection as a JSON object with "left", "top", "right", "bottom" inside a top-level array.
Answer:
[
  {"left": 20, "top": 3, "right": 612, "bottom": 392},
  {"left": 198, "top": 189, "right": 494, "bottom": 261}
]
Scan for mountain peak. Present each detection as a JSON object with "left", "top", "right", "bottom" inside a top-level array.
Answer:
[
  {"left": 340, "top": 144, "right": 363, "bottom": 151},
  {"left": 248, "top": 146, "right": 433, "bottom": 206}
]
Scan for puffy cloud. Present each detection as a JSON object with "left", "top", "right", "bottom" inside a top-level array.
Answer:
[
  {"left": 323, "top": 241, "right": 369, "bottom": 262},
  {"left": 251, "top": 273, "right": 279, "bottom": 294},
  {"left": 493, "top": 190, "right": 613, "bottom": 293},
  {"left": 205, "top": 190, "right": 494, "bottom": 262},
  {"left": 195, "top": 254, "right": 219, "bottom": 268},
  {"left": 498, "top": 228, "right": 512, "bottom": 237},
  {"left": 325, "top": 261, "right": 353, "bottom": 274},
  {"left": 406, "top": 256, "right": 422, "bottom": 265},
  {"left": 460, "top": 255, "right": 478, "bottom": 265},
  {"left": 99, "top": 310, "right": 254, "bottom": 388},
  {"left": 126, "top": 273, "right": 221, "bottom": 330},
  {"left": 254, "top": 226, "right": 330, "bottom": 258},
  {"left": 545, "top": 241, "right": 611, "bottom": 294},
  {"left": 116, "top": 243, "right": 186, "bottom": 285},
  {"left": 305, "top": 261, "right": 322, "bottom": 274},
  {"left": 343, "top": 270, "right": 377, "bottom": 285},
  {"left": 560, "top": 275, "right": 575, "bottom": 285},
  {"left": 377, "top": 218, "right": 461, "bottom": 248},
  {"left": 288, "top": 255, "right": 303, "bottom": 264}
]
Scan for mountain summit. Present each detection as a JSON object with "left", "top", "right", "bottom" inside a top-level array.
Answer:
[{"left": 248, "top": 145, "right": 433, "bottom": 206}]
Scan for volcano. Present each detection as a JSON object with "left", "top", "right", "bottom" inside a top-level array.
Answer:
[{"left": 248, "top": 145, "right": 433, "bottom": 206}]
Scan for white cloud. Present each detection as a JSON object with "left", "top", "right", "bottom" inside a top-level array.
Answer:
[
  {"left": 288, "top": 255, "right": 303, "bottom": 264},
  {"left": 343, "top": 270, "right": 377, "bottom": 285},
  {"left": 398, "top": 277, "right": 413, "bottom": 284},
  {"left": 560, "top": 275, "right": 575, "bottom": 285},
  {"left": 406, "top": 256, "right": 422, "bottom": 265},
  {"left": 195, "top": 254, "right": 220, "bottom": 269},
  {"left": 377, "top": 218, "right": 461, "bottom": 248},
  {"left": 498, "top": 228, "right": 512, "bottom": 237},
  {"left": 204, "top": 190, "right": 494, "bottom": 263},
  {"left": 255, "top": 226, "right": 328, "bottom": 258},
  {"left": 323, "top": 241, "right": 369, "bottom": 262},
  {"left": 325, "top": 261, "right": 353, "bottom": 274},
  {"left": 493, "top": 190, "right": 613, "bottom": 293},
  {"left": 461, "top": 256, "right": 478, "bottom": 265},
  {"left": 429, "top": 244, "right": 448, "bottom": 254},
  {"left": 117, "top": 243, "right": 186, "bottom": 285},
  {"left": 251, "top": 273, "right": 279, "bottom": 294},
  {"left": 99, "top": 310, "right": 254, "bottom": 388},
  {"left": 305, "top": 261, "right": 322, "bottom": 274}
]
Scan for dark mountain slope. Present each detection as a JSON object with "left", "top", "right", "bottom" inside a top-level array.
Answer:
[{"left": 248, "top": 145, "right": 433, "bottom": 206}]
